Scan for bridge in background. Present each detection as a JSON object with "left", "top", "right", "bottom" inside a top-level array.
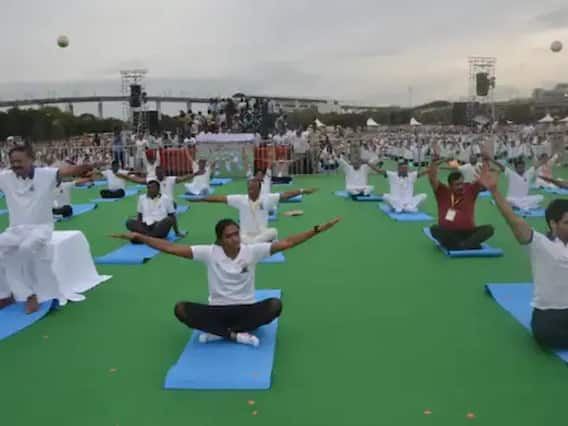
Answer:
[{"left": 0, "top": 94, "right": 332, "bottom": 118}]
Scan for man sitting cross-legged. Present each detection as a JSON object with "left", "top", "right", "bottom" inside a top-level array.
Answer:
[{"left": 126, "top": 180, "right": 176, "bottom": 240}]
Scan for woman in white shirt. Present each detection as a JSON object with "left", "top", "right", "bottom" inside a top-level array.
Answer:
[{"left": 112, "top": 216, "right": 341, "bottom": 347}]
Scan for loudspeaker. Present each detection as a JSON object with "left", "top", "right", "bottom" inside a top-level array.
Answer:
[
  {"left": 133, "top": 111, "right": 159, "bottom": 133},
  {"left": 130, "top": 84, "right": 141, "bottom": 108},
  {"left": 476, "top": 73, "right": 489, "bottom": 97},
  {"left": 452, "top": 102, "right": 467, "bottom": 125}
]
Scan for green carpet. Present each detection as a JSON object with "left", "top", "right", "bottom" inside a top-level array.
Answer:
[{"left": 1, "top": 166, "right": 567, "bottom": 426}]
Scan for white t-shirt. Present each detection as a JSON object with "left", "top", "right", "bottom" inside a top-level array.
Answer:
[
  {"left": 156, "top": 176, "right": 176, "bottom": 200},
  {"left": 291, "top": 135, "right": 309, "bottom": 154},
  {"left": 386, "top": 171, "right": 417, "bottom": 201},
  {"left": 192, "top": 243, "right": 272, "bottom": 305},
  {"left": 505, "top": 167, "right": 535, "bottom": 198},
  {"left": 339, "top": 158, "right": 370, "bottom": 188},
  {"left": 102, "top": 169, "right": 127, "bottom": 191},
  {"left": 137, "top": 194, "right": 175, "bottom": 226},
  {"left": 227, "top": 194, "right": 280, "bottom": 235},
  {"left": 186, "top": 162, "right": 211, "bottom": 194},
  {"left": 0, "top": 167, "right": 59, "bottom": 228},
  {"left": 458, "top": 163, "right": 481, "bottom": 183},
  {"left": 53, "top": 181, "right": 75, "bottom": 207},
  {"left": 528, "top": 231, "right": 568, "bottom": 309}
]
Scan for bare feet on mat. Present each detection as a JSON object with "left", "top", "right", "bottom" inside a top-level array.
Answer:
[
  {"left": 26, "top": 294, "right": 39, "bottom": 314},
  {"left": 0, "top": 295, "right": 14, "bottom": 310},
  {"left": 198, "top": 333, "right": 224, "bottom": 344}
]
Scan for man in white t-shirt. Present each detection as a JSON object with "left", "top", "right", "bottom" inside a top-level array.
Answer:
[
  {"left": 338, "top": 156, "right": 374, "bottom": 196},
  {"left": 112, "top": 216, "right": 341, "bottom": 346},
  {"left": 126, "top": 181, "right": 176, "bottom": 239},
  {"left": 190, "top": 179, "right": 316, "bottom": 244},
  {"left": 479, "top": 164, "right": 568, "bottom": 349},
  {"left": 535, "top": 153, "right": 558, "bottom": 189},
  {"left": 444, "top": 155, "right": 482, "bottom": 184},
  {"left": 494, "top": 158, "right": 543, "bottom": 211},
  {"left": 185, "top": 159, "right": 215, "bottom": 196},
  {"left": 119, "top": 165, "right": 195, "bottom": 237},
  {"left": 0, "top": 146, "right": 93, "bottom": 313},
  {"left": 97, "top": 161, "right": 128, "bottom": 198},
  {"left": 378, "top": 160, "right": 429, "bottom": 213}
]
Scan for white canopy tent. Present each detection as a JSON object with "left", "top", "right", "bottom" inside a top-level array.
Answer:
[
  {"left": 560, "top": 116, "right": 568, "bottom": 123},
  {"left": 538, "top": 113, "right": 554, "bottom": 123},
  {"left": 409, "top": 117, "right": 422, "bottom": 126},
  {"left": 366, "top": 118, "right": 379, "bottom": 127}
]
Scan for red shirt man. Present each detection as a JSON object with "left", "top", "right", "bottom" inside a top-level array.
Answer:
[{"left": 428, "top": 161, "right": 494, "bottom": 250}]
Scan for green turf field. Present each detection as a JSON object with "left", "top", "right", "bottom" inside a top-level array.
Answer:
[{"left": 1, "top": 165, "right": 567, "bottom": 426}]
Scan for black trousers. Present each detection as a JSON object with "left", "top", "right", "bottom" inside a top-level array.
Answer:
[
  {"left": 532, "top": 308, "right": 568, "bottom": 349},
  {"left": 52, "top": 205, "right": 73, "bottom": 218},
  {"left": 271, "top": 176, "right": 292, "bottom": 184},
  {"left": 174, "top": 298, "right": 283, "bottom": 338},
  {"left": 126, "top": 217, "right": 174, "bottom": 239},
  {"left": 112, "top": 151, "right": 125, "bottom": 169},
  {"left": 430, "top": 224, "right": 494, "bottom": 250},
  {"left": 100, "top": 188, "right": 125, "bottom": 199}
]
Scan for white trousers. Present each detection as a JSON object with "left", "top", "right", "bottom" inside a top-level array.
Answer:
[
  {"left": 0, "top": 264, "right": 9, "bottom": 299},
  {"left": 346, "top": 185, "right": 374, "bottom": 196},
  {"left": 0, "top": 225, "right": 60, "bottom": 302},
  {"left": 507, "top": 195, "right": 544, "bottom": 210},
  {"left": 185, "top": 183, "right": 210, "bottom": 196},
  {"left": 241, "top": 228, "right": 278, "bottom": 244},
  {"left": 383, "top": 193, "right": 427, "bottom": 213},
  {"left": 535, "top": 177, "right": 556, "bottom": 189}
]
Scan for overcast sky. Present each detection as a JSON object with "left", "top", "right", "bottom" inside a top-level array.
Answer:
[{"left": 2, "top": 0, "right": 568, "bottom": 113}]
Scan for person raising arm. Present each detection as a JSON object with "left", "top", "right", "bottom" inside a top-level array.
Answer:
[
  {"left": 112, "top": 216, "right": 342, "bottom": 347},
  {"left": 478, "top": 163, "right": 568, "bottom": 349}
]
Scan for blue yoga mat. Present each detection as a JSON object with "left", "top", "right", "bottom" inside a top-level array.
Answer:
[
  {"left": 479, "top": 191, "right": 491, "bottom": 198},
  {"left": 543, "top": 187, "right": 568, "bottom": 195},
  {"left": 0, "top": 192, "right": 4, "bottom": 199},
  {"left": 176, "top": 205, "right": 190, "bottom": 215},
  {"left": 91, "top": 188, "right": 138, "bottom": 203},
  {"left": 0, "top": 209, "right": 7, "bottom": 216},
  {"left": 281, "top": 194, "right": 302, "bottom": 203},
  {"left": 179, "top": 188, "right": 215, "bottom": 201},
  {"left": 269, "top": 210, "right": 277, "bottom": 222},
  {"left": 272, "top": 180, "right": 293, "bottom": 186},
  {"left": 423, "top": 227, "right": 503, "bottom": 257},
  {"left": 164, "top": 289, "right": 282, "bottom": 390},
  {"left": 490, "top": 200, "right": 545, "bottom": 218},
  {"left": 54, "top": 203, "right": 98, "bottom": 222},
  {"left": 211, "top": 178, "right": 233, "bottom": 186},
  {"left": 0, "top": 300, "right": 57, "bottom": 341},
  {"left": 260, "top": 251, "right": 285, "bottom": 263},
  {"left": 334, "top": 190, "right": 382, "bottom": 201},
  {"left": 486, "top": 283, "right": 568, "bottom": 362},
  {"left": 76, "top": 179, "right": 107, "bottom": 189},
  {"left": 378, "top": 203, "right": 433, "bottom": 222},
  {"left": 95, "top": 232, "right": 183, "bottom": 265}
]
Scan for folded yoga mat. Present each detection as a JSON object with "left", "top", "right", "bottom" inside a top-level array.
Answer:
[
  {"left": 485, "top": 283, "right": 568, "bottom": 362},
  {"left": 490, "top": 200, "right": 545, "bottom": 218},
  {"left": 334, "top": 190, "right": 383, "bottom": 201},
  {"left": 378, "top": 203, "right": 433, "bottom": 222},
  {"left": 54, "top": 203, "right": 98, "bottom": 222},
  {"left": 164, "top": 289, "right": 282, "bottom": 390},
  {"left": 260, "top": 251, "right": 285, "bottom": 264},
  {"left": 281, "top": 195, "right": 302, "bottom": 203},
  {"left": 423, "top": 227, "right": 503, "bottom": 258},
  {"left": 543, "top": 187, "right": 568, "bottom": 195},
  {"left": 179, "top": 188, "right": 216, "bottom": 201},
  {"left": 95, "top": 232, "right": 184, "bottom": 265},
  {"left": 211, "top": 177, "right": 233, "bottom": 186},
  {"left": 91, "top": 188, "right": 138, "bottom": 203},
  {"left": 0, "top": 300, "right": 58, "bottom": 341}
]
